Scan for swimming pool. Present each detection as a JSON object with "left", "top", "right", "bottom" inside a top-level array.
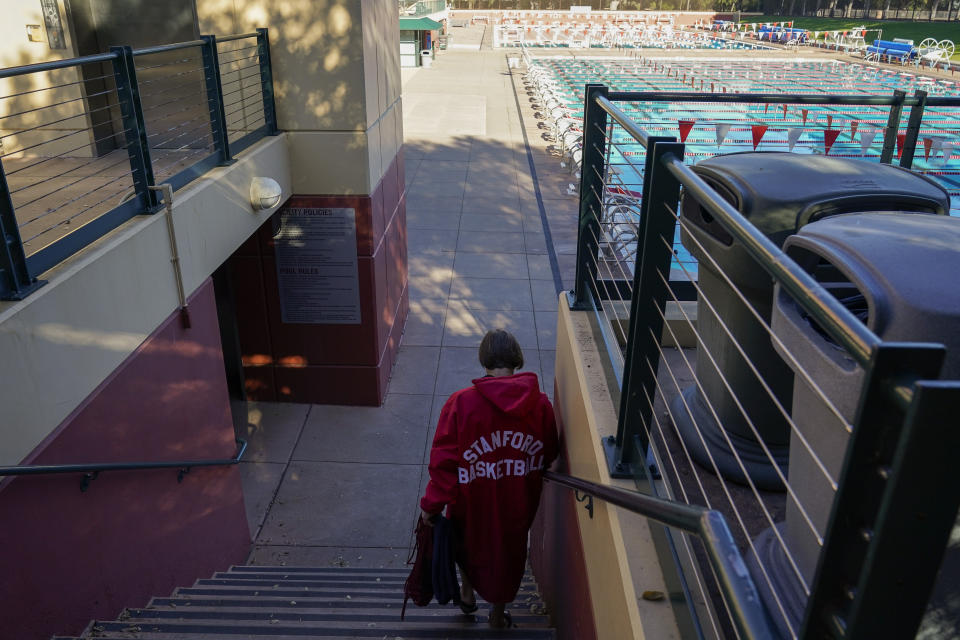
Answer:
[{"left": 530, "top": 56, "right": 960, "bottom": 280}]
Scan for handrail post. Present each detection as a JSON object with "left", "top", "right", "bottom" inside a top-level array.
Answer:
[
  {"left": 608, "top": 137, "right": 683, "bottom": 478},
  {"left": 0, "top": 159, "right": 45, "bottom": 300},
  {"left": 879, "top": 89, "right": 905, "bottom": 165},
  {"left": 898, "top": 89, "right": 927, "bottom": 169},
  {"left": 110, "top": 45, "right": 161, "bottom": 213},
  {"left": 569, "top": 83, "right": 608, "bottom": 310},
  {"left": 200, "top": 35, "right": 234, "bottom": 166},
  {"left": 801, "top": 344, "right": 960, "bottom": 639},
  {"left": 256, "top": 28, "right": 280, "bottom": 135}
]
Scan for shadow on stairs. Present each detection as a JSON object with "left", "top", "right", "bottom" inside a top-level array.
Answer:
[{"left": 59, "top": 565, "right": 556, "bottom": 639}]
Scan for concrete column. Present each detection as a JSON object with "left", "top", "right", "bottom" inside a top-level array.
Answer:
[{"left": 200, "top": 0, "right": 407, "bottom": 405}]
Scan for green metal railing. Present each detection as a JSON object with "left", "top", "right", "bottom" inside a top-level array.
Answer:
[
  {"left": 402, "top": 0, "right": 447, "bottom": 17},
  {"left": 0, "top": 439, "right": 247, "bottom": 492},
  {"left": 571, "top": 84, "right": 960, "bottom": 639},
  {"left": 0, "top": 29, "right": 278, "bottom": 301}
]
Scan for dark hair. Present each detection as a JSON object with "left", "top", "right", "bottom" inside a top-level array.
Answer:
[{"left": 478, "top": 329, "right": 524, "bottom": 371}]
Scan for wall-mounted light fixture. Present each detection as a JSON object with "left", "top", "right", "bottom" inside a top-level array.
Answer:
[{"left": 250, "top": 177, "right": 282, "bottom": 211}]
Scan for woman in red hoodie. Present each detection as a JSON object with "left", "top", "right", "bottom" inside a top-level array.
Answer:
[{"left": 420, "top": 329, "right": 558, "bottom": 628}]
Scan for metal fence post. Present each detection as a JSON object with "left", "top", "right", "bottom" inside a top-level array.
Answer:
[
  {"left": 606, "top": 139, "right": 684, "bottom": 478},
  {"left": 201, "top": 35, "right": 233, "bottom": 166},
  {"left": 801, "top": 343, "right": 960, "bottom": 639},
  {"left": 256, "top": 28, "right": 279, "bottom": 135},
  {"left": 899, "top": 89, "right": 927, "bottom": 170},
  {"left": 0, "top": 160, "right": 45, "bottom": 300},
  {"left": 110, "top": 45, "right": 160, "bottom": 213},
  {"left": 569, "top": 83, "right": 608, "bottom": 311},
  {"left": 880, "top": 89, "right": 905, "bottom": 165}
]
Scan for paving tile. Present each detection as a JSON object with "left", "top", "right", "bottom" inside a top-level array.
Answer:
[
  {"left": 457, "top": 212, "right": 523, "bottom": 232},
  {"left": 258, "top": 461, "right": 421, "bottom": 547},
  {"left": 240, "top": 402, "right": 310, "bottom": 464},
  {"left": 248, "top": 545, "right": 407, "bottom": 569},
  {"left": 408, "top": 228, "right": 458, "bottom": 254},
  {"left": 407, "top": 181, "right": 465, "bottom": 199},
  {"left": 401, "top": 298, "right": 447, "bottom": 346},
  {"left": 524, "top": 231, "right": 548, "bottom": 254},
  {"left": 435, "top": 347, "right": 485, "bottom": 397},
  {"left": 535, "top": 311, "right": 559, "bottom": 351},
  {"left": 527, "top": 254, "right": 555, "bottom": 280},
  {"left": 457, "top": 230, "right": 525, "bottom": 253},
  {"left": 461, "top": 195, "right": 523, "bottom": 216},
  {"left": 418, "top": 161, "right": 469, "bottom": 178},
  {"left": 442, "top": 302, "right": 538, "bottom": 351},
  {"left": 240, "top": 461, "right": 286, "bottom": 540},
  {"left": 406, "top": 193, "right": 460, "bottom": 213},
  {"left": 539, "top": 350, "right": 557, "bottom": 401},
  {"left": 406, "top": 208, "right": 462, "bottom": 230},
  {"left": 388, "top": 346, "right": 441, "bottom": 395},
  {"left": 531, "top": 280, "right": 561, "bottom": 311},
  {"left": 293, "top": 394, "right": 432, "bottom": 464},
  {"left": 449, "top": 276, "right": 533, "bottom": 311},
  {"left": 521, "top": 215, "right": 544, "bottom": 233},
  {"left": 453, "top": 252, "right": 528, "bottom": 279},
  {"left": 409, "top": 274, "right": 453, "bottom": 300},
  {"left": 408, "top": 250, "right": 454, "bottom": 277},
  {"left": 423, "top": 393, "right": 453, "bottom": 464}
]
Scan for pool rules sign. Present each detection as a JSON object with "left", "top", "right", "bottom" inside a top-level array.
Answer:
[{"left": 274, "top": 207, "right": 361, "bottom": 324}]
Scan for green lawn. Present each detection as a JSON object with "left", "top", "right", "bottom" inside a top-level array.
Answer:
[{"left": 752, "top": 15, "right": 960, "bottom": 59}]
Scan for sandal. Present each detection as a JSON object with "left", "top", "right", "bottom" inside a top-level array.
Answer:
[{"left": 459, "top": 599, "right": 478, "bottom": 615}]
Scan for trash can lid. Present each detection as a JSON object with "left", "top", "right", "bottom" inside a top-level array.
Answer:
[
  {"left": 786, "top": 213, "right": 960, "bottom": 369},
  {"left": 693, "top": 152, "right": 950, "bottom": 243}
]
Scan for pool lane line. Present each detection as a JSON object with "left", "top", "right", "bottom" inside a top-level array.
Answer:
[{"left": 508, "top": 58, "right": 566, "bottom": 297}]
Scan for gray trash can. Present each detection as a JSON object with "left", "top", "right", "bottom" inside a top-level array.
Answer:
[
  {"left": 673, "top": 152, "right": 949, "bottom": 490},
  {"left": 751, "top": 213, "right": 960, "bottom": 637}
]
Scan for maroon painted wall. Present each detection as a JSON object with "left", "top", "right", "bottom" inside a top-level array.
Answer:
[
  {"left": 0, "top": 278, "right": 250, "bottom": 639},
  {"left": 233, "top": 150, "right": 408, "bottom": 406},
  {"left": 530, "top": 380, "right": 598, "bottom": 640}
]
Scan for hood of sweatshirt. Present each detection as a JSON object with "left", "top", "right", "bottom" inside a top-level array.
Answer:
[{"left": 471, "top": 372, "right": 542, "bottom": 417}]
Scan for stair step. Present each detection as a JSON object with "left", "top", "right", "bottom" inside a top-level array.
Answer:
[
  {"left": 124, "top": 608, "right": 550, "bottom": 626},
  {"left": 152, "top": 596, "right": 545, "bottom": 612},
  {"left": 197, "top": 577, "right": 539, "bottom": 593},
  {"left": 173, "top": 587, "right": 546, "bottom": 606},
  {"left": 228, "top": 566, "right": 411, "bottom": 575},
  {"left": 86, "top": 619, "right": 556, "bottom": 638}
]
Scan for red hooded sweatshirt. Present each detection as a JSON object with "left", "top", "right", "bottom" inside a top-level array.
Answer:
[{"left": 421, "top": 372, "right": 558, "bottom": 604}]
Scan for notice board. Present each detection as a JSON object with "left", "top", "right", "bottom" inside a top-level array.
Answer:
[{"left": 274, "top": 207, "right": 361, "bottom": 324}]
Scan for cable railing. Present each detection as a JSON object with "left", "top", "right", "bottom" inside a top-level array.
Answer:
[
  {"left": 569, "top": 84, "right": 960, "bottom": 639},
  {"left": 0, "top": 29, "right": 278, "bottom": 302}
]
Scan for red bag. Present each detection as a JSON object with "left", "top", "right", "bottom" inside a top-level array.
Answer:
[{"left": 401, "top": 517, "right": 434, "bottom": 620}]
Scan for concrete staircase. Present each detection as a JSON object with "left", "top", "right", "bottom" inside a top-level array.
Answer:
[{"left": 66, "top": 565, "right": 555, "bottom": 639}]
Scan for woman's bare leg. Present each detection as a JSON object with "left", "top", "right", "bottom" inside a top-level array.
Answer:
[
  {"left": 489, "top": 603, "right": 508, "bottom": 628},
  {"left": 460, "top": 568, "right": 475, "bottom": 605}
]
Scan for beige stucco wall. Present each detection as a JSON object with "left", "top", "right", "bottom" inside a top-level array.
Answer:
[
  {"left": 0, "top": 0, "right": 95, "bottom": 159},
  {"left": 554, "top": 298, "right": 682, "bottom": 640},
  {"left": 0, "top": 134, "right": 292, "bottom": 466},
  {"left": 197, "top": 0, "right": 402, "bottom": 195}
]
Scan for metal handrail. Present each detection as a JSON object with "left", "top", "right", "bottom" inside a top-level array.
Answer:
[
  {"left": 0, "top": 33, "right": 259, "bottom": 79},
  {"left": 0, "top": 52, "right": 119, "bottom": 79},
  {"left": 596, "top": 95, "right": 650, "bottom": 148},
  {"left": 605, "top": 90, "right": 960, "bottom": 107},
  {"left": 0, "top": 438, "right": 247, "bottom": 491},
  {"left": 218, "top": 32, "right": 260, "bottom": 43},
  {"left": 661, "top": 155, "right": 883, "bottom": 369},
  {"left": 132, "top": 40, "right": 207, "bottom": 56},
  {"left": 544, "top": 470, "right": 777, "bottom": 640}
]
